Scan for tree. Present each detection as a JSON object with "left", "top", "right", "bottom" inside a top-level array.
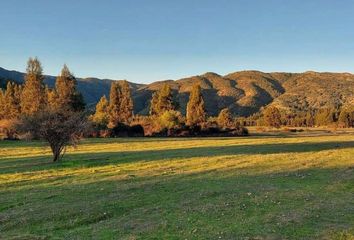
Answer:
[
  {"left": 150, "top": 84, "right": 175, "bottom": 116},
  {"left": 91, "top": 95, "right": 109, "bottom": 127},
  {"left": 314, "top": 108, "right": 335, "bottom": 126},
  {"left": 2, "top": 82, "right": 21, "bottom": 120},
  {"left": 119, "top": 80, "right": 133, "bottom": 124},
  {"left": 21, "top": 57, "right": 46, "bottom": 115},
  {"left": 338, "top": 106, "right": 354, "bottom": 128},
  {"left": 54, "top": 65, "right": 85, "bottom": 112},
  {"left": 108, "top": 82, "right": 121, "bottom": 128},
  {"left": 17, "top": 109, "right": 88, "bottom": 162},
  {"left": 186, "top": 84, "right": 206, "bottom": 126},
  {"left": 263, "top": 106, "right": 281, "bottom": 128},
  {"left": 217, "top": 108, "right": 233, "bottom": 129},
  {"left": 158, "top": 110, "right": 183, "bottom": 130}
]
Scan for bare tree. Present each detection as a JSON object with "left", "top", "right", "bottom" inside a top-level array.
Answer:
[{"left": 17, "top": 110, "right": 88, "bottom": 162}]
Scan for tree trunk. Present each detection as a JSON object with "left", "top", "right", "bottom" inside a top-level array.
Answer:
[{"left": 53, "top": 150, "right": 60, "bottom": 162}]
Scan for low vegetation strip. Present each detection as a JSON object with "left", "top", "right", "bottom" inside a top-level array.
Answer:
[{"left": 0, "top": 135, "right": 353, "bottom": 239}]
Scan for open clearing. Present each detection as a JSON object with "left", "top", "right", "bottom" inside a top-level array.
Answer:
[{"left": 0, "top": 135, "right": 353, "bottom": 239}]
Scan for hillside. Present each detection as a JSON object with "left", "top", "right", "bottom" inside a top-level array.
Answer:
[{"left": 1, "top": 67, "right": 353, "bottom": 116}]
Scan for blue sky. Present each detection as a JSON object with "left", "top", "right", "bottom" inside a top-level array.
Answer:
[{"left": 0, "top": 0, "right": 353, "bottom": 83}]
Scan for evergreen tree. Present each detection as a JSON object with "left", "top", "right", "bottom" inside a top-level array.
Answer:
[
  {"left": 108, "top": 82, "right": 121, "bottom": 128},
  {"left": 91, "top": 95, "right": 109, "bottom": 127},
  {"left": 119, "top": 80, "right": 133, "bottom": 123},
  {"left": 186, "top": 84, "right": 206, "bottom": 126},
  {"left": 263, "top": 106, "right": 281, "bottom": 128},
  {"left": 21, "top": 57, "right": 46, "bottom": 115},
  {"left": 217, "top": 108, "right": 233, "bottom": 128},
  {"left": 149, "top": 84, "right": 175, "bottom": 116},
  {"left": 54, "top": 65, "right": 85, "bottom": 112}
]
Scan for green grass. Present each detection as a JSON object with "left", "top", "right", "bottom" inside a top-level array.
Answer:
[{"left": 0, "top": 135, "right": 353, "bottom": 239}]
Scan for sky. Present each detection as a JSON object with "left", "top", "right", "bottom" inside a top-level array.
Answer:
[{"left": 0, "top": 0, "right": 354, "bottom": 83}]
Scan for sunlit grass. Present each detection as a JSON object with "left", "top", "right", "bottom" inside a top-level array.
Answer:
[{"left": 0, "top": 135, "right": 353, "bottom": 239}]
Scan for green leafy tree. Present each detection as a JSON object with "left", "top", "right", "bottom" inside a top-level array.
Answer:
[
  {"left": 263, "top": 106, "right": 281, "bottom": 128},
  {"left": 186, "top": 84, "right": 206, "bottom": 126},
  {"left": 21, "top": 57, "right": 46, "bottom": 115},
  {"left": 150, "top": 84, "right": 175, "bottom": 116},
  {"left": 217, "top": 108, "right": 233, "bottom": 129},
  {"left": 158, "top": 110, "right": 183, "bottom": 130}
]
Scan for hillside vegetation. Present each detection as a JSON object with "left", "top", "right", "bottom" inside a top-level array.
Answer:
[{"left": 1, "top": 67, "right": 353, "bottom": 116}]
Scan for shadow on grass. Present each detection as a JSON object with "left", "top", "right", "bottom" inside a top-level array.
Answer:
[
  {"left": 0, "top": 140, "right": 353, "bottom": 174},
  {"left": 0, "top": 166, "right": 353, "bottom": 239}
]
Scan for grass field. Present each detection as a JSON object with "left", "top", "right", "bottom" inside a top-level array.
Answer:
[{"left": 0, "top": 134, "right": 353, "bottom": 239}]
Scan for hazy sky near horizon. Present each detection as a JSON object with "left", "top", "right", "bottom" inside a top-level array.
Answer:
[{"left": 1, "top": 0, "right": 354, "bottom": 83}]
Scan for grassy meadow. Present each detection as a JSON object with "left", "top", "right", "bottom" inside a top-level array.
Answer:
[{"left": 0, "top": 134, "right": 353, "bottom": 239}]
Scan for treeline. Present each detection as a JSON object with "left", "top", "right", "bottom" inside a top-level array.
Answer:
[
  {"left": 90, "top": 81, "right": 248, "bottom": 137},
  {"left": 240, "top": 105, "right": 354, "bottom": 128}
]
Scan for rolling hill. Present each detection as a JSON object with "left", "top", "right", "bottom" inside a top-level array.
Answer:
[{"left": 1, "top": 67, "right": 353, "bottom": 116}]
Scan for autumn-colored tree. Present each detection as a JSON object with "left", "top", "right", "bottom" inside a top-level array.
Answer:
[
  {"left": 91, "top": 95, "right": 109, "bottom": 127},
  {"left": 186, "top": 84, "right": 206, "bottom": 126},
  {"left": 217, "top": 108, "right": 233, "bottom": 129},
  {"left": 338, "top": 106, "right": 354, "bottom": 128},
  {"left": 108, "top": 82, "right": 121, "bottom": 128},
  {"left": 1, "top": 82, "right": 21, "bottom": 120},
  {"left": 21, "top": 57, "right": 46, "bottom": 115},
  {"left": 263, "top": 106, "right": 281, "bottom": 128},
  {"left": 54, "top": 65, "right": 85, "bottom": 112},
  {"left": 119, "top": 80, "right": 133, "bottom": 123},
  {"left": 0, "top": 89, "right": 4, "bottom": 119},
  {"left": 314, "top": 108, "right": 335, "bottom": 126},
  {"left": 149, "top": 84, "right": 175, "bottom": 116}
]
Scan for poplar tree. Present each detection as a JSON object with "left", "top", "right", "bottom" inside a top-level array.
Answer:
[
  {"left": 108, "top": 82, "right": 121, "bottom": 128},
  {"left": 150, "top": 83, "right": 175, "bottom": 116},
  {"left": 119, "top": 80, "right": 133, "bottom": 123},
  {"left": 91, "top": 95, "right": 109, "bottom": 127},
  {"left": 21, "top": 57, "right": 46, "bottom": 115},
  {"left": 186, "top": 84, "right": 206, "bottom": 126},
  {"left": 3, "top": 82, "right": 21, "bottom": 119}
]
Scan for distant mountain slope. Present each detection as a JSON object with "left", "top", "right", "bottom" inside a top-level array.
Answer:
[
  {"left": 1, "top": 67, "right": 353, "bottom": 116},
  {"left": 0, "top": 67, "right": 144, "bottom": 107}
]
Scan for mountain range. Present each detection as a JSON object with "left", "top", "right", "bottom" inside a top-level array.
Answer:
[{"left": 1, "top": 67, "right": 353, "bottom": 117}]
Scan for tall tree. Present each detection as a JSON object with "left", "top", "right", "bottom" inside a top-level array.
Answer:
[
  {"left": 186, "top": 84, "right": 206, "bottom": 126},
  {"left": 119, "top": 80, "right": 133, "bottom": 123},
  {"left": 54, "top": 65, "right": 85, "bottom": 112},
  {"left": 3, "top": 82, "right": 21, "bottom": 119},
  {"left": 91, "top": 95, "right": 109, "bottom": 127},
  {"left": 150, "top": 84, "right": 175, "bottom": 116},
  {"left": 21, "top": 57, "right": 46, "bottom": 115},
  {"left": 263, "top": 106, "right": 281, "bottom": 128},
  {"left": 108, "top": 82, "right": 121, "bottom": 128}
]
